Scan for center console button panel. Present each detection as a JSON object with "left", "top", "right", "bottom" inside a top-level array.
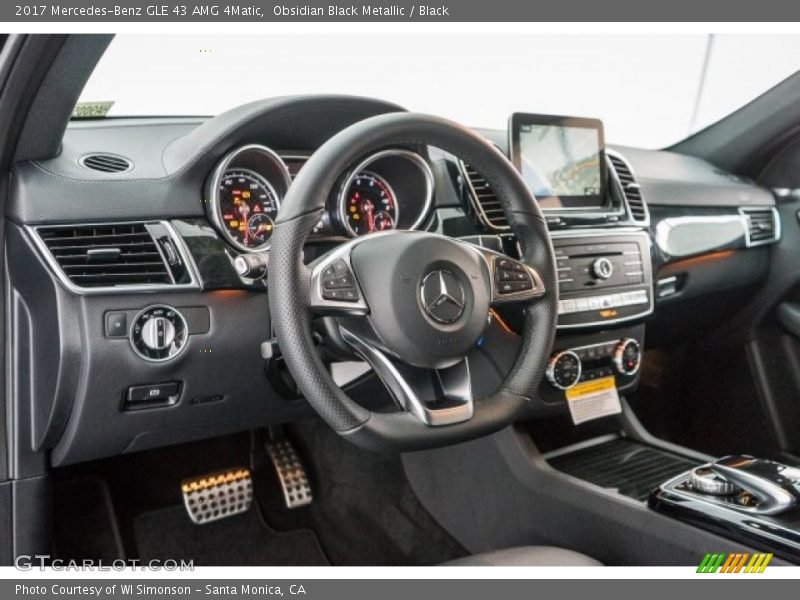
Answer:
[{"left": 552, "top": 231, "right": 654, "bottom": 329}]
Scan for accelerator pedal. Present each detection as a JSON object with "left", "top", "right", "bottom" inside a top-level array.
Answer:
[
  {"left": 181, "top": 468, "right": 252, "bottom": 524},
  {"left": 266, "top": 439, "right": 313, "bottom": 509}
]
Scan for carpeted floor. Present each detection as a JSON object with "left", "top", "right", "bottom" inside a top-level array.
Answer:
[{"left": 134, "top": 505, "right": 328, "bottom": 566}]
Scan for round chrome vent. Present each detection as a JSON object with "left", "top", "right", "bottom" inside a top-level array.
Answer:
[{"left": 79, "top": 153, "right": 133, "bottom": 173}]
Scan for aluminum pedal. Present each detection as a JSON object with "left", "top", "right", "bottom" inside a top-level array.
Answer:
[
  {"left": 266, "top": 439, "right": 313, "bottom": 509},
  {"left": 181, "top": 468, "right": 252, "bottom": 525}
]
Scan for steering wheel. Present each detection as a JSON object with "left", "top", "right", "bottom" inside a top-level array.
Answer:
[{"left": 269, "top": 113, "right": 558, "bottom": 451}]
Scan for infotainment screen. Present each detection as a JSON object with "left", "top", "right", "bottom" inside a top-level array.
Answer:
[{"left": 509, "top": 113, "right": 606, "bottom": 211}]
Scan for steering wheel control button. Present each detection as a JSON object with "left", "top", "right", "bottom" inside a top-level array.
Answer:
[
  {"left": 321, "top": 259, "right": 360, "bottom": 302},
  {"left": 495, "top": 258, "right": 534, "bottom": 295},
  {"left": 546, "top": 350, "right": 582, "bottom": 390},
  {"left": 130, "top": 304, "right": 188, "bottom": 361},
  {"left": 420, "top": 269, "right": 466, "bottom": 324},
  {"left": 104, "top": 311, "right": 128, "bottom": 338}
]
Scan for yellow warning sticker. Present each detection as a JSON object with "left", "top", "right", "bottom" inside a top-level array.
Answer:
[
  {"left": 565, "top": 376, "right": 622, "bottom": 425},
  {"left": 565, "top": 376, "right": 616, "bottom": 400}
]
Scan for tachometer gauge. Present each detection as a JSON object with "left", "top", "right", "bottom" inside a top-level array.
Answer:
[
  {"left": 218, "top": 168, "right": 279, "bottom": 250},
  {"left": 340, "top": 171, "right": 398, "bottom": 236}
]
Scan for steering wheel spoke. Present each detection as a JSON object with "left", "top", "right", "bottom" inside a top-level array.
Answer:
[
  {"left": 308, "top": 241, "right": 369, "bottom": 316},
  {"left": 340, "top": 328, "right": 474, "bottom": 426}
]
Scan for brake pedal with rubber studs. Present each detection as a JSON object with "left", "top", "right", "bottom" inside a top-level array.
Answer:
[
  {"left": 181, "top": 468, "right": 253, "bottom": 524},
  {"left": 266, "top": 439, "right": 313, "bottom": 509}
]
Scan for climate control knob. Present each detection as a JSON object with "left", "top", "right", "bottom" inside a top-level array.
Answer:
[
  {"left": 613, "top": 338, "right": 642, "bottom": 376},
  {"left": 130, "top": 305, "right": 188, "bottom": 362},
  {"left": 546, "top": 350, "right": 582, "bottom": 390}
]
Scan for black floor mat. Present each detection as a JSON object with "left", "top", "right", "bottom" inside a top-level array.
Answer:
[
  {"left": 134, "top": 506, "right": 328, "bottom": 566},
  {"left": 267, "top": 418, "right": 468, "bottom": 566},
  {"left": 547, "top": 437, "right": 699, "bottom": 501},
  {"left": 53, "top": 476, "right": 125, "bottom": 561}
]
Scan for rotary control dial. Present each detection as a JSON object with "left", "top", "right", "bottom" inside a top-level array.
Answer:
[
  {"left": 592, "top": 257, "right": 614, "bottom": 280},
  {"left": 130, "top": 305, "right": 188, "bottom": 362},
  {"left": 613, "top": 338, "right": 641, "bottom": 376},
  {"left": 546, "top": 350, "right": 582, "bottom": 390}
]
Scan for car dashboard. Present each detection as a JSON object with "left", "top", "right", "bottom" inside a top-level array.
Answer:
[{"left": 5, "top": 95, "right": 780, "bottom": 468}]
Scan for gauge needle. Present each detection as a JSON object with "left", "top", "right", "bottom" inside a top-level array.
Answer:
[
  {"left": 363, "top": 199, "right": 375, "bottom": 232},
  {"left": 238, "top": 201, "right": 251, "bottom": 244}
]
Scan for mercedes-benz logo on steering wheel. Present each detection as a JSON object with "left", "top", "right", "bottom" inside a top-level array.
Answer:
[{"left": 420, "top": 269, "right": 466, "bottom": 324}]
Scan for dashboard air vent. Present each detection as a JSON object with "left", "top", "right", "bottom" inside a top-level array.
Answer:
[
  {"left": 740, "top": 207, "right": 780, "bottom": 246},
  {"left": 79, "top": 153, "right": 133, "bottom": 174},
  {"left": 280, "top": 155, "right": 309, "bottom": 180},
  {"left": 460, "top": 161, "right": 509, "bottom": 230},
  {"left": 36, "top": 223, "right": 173, "bottom": 288},
  {"left": 607, "top": 152, "right": 649, "bottom": 224}
]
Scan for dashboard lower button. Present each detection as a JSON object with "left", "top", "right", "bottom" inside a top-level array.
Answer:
[
  {"left": 105, "top": 312, "right": 128, "bottom": 338},
  {"left": 126, "top": 382, "right": 181, "bottom": 407}
]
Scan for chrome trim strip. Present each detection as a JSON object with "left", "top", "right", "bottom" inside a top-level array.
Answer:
[
  {"left": 26, "top": 221, "right": 201, "bottom": 295},
  {"left": 654, "top": 215, "right": 747, "bottom": 257},
  {"left": 206, "top": 144, "right": 292, "bottom": 253},
  {"left": 340, "top": 328, "right": 473, "bottom": 427},
  {"left": 337, "top": 149, "right": 434, "bottom": 238}
]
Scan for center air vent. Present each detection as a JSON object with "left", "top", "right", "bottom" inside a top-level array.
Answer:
[
  {"left": 36, "top": 223, "right": 174, "bottom": 288},
  {"left": 280, "top": 155, "right": 309, "bottom": 180},
  {"left": 740, "top": 207, "right": 780, "bottom": 246},
  {"left": 460, "top": 161, "right": 509, "bottom": 230},
  {"left": 79, "top": 153, "right": 133, "bottom": 174},
  {"left": 607, "top": 152, "right": 649, "bottom": 224}
]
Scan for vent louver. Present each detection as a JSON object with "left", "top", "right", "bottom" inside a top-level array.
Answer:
[
  {"left": 740, "top": 207, "right": 780, "bottom": 246},
  {"left": 460, "top": 161, "right": 509, "bottom": 230},
  {"left": 79, "top": 153, "right": 133, "bottom": 173},
  {"left": 280, "top": 155, "right": 308, "bottom": 181},
  {"left": 607, "top": 152, "right": 648, "bottom": 224},
  {"left": 37, "top": 223, "right": 173, "bottom": 288}
]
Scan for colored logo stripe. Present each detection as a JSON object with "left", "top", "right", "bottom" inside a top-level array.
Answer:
[{"left": 697, "top": 552, "right": 772, "bottom": 573}]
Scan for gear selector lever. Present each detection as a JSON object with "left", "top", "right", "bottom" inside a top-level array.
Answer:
[
  {"left": 651, "top": 455, "right": 800, "bottom": 560},
  {"left": 684, "top": 455, "right": 799, "bottom": 515}
]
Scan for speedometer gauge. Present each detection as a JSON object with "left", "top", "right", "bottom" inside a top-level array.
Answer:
[
  {"left": 218, "top": 169, "right": 279, "bottom": 250},
  {"left": 340, "top": 171, "right": 398, "bottom": 236}
]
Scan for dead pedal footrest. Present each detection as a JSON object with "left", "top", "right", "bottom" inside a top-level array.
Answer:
[
  {"left": 181, "top": 468, "right": 252, "bottom": 524},
  {"left": 266, "top": 439, "right": 313, "bottom": 509}
]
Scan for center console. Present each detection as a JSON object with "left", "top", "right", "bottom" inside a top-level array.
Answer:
[{"left": 650, "top": 456, "right": 800, "bottom": 561}]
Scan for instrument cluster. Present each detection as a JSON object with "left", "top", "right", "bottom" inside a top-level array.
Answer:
[{"left": 206, "top": 145, "right": 434, "bottom": 253}]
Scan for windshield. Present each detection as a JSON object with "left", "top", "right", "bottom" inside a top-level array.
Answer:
[{"left": 78, "top": 33, "right": 800, "bottom": 148}]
